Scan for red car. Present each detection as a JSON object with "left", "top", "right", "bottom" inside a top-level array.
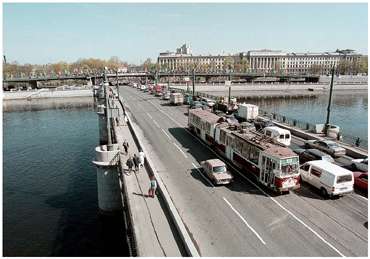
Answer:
[{"left": 353, "top": 171, "right": 368, "bottom": 193}]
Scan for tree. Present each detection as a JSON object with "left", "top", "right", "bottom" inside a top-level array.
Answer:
[
  {"left": 309, "top": 64, "right": 323, "bottom": 74},
  {"left": 359, "top": 56, "right": 368, "bottom": 74},
  {"left": 223, "top": 56, "right": 235, "bottom": 72}
]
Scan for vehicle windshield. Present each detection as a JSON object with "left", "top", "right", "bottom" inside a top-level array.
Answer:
[
  {"left": 280, "top": 157, "right": 299, "bottom": 176},
  {"left": 337, "top": 174, "right": 352, "bottom": 183},
  {"left": 213, "top": 166, "right": 226, "bottom": 173},
  {"left": 327, "top": 143, "right": 339, "bottom": 148}
]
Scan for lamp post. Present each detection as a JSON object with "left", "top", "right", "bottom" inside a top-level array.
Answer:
[
  {"left": 116, "top": 70, "right": 119, "bottom": 100},
  {"left": 324, "top": 66, "right": 335, "bottom": 135}
]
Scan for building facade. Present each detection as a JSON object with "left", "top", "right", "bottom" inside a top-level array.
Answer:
[
  {"left": 158, "top": 45, "right": 364, "bottom": 75},
  {"left": 158, "top": 43, "right": 235, "bottom": 72}
]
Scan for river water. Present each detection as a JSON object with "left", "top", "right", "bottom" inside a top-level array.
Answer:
[
  {"left": 3, "top": 100, "right": 129, "bottom": 256},
  {"left": 250, "top": 91, "right": 368, "bottom": 147}
]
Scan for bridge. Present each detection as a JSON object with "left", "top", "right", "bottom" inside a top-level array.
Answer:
[
  {"left": 3, "top": 72, "right": 320, "bottom": 89},
  {"left": 90, "top": 76, "right": 367, "bottom": 256}
]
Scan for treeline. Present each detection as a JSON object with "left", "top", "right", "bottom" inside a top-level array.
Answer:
[
  {"left": 309, "top": 58, "right": 368, "bottom": 75},
  {"left": 3, "top": 56, "right": 134, "bottom": 79}
]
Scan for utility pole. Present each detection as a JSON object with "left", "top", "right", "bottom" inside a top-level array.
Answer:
[{"left": 325, "top": 66, "right": 335, "bottom": 134}]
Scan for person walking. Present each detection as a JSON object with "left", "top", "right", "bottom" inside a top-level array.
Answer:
[
  {"left": 133, "top": 154, "right": 139, "bottom": 172},
  {"left": 126, "top": 156, "right": 134, "bottom": 175},
  {"left": 148, "top": 175, "right": 157, "bottom": 198},
  {"left": 138, "top": 149, "right": 145, "bottom": 169},
  {"left": 123, "top": 140, "right": 129, "bottom": 155}
]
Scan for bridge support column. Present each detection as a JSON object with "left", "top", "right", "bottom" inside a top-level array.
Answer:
[
  {"left": 97, "top": 104, "right": 108, "bottom": 145},
  {"left": 92, "top": 143, "right": 122, "bottom": 214}
]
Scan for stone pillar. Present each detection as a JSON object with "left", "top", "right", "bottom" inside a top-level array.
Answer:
[{"left": 92, "top": 144, "right": 122, "bottom": 214}]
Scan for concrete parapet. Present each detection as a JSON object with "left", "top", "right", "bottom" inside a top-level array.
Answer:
[{"left": 92, "top": 144, "right": 122, "bottom": 214}]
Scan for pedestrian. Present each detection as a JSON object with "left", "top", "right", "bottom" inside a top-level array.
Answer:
[
  {"left": 123, "top": 140, "right": 129, "bottom": 155},
  {"left": 138, "top": 149, "right": 145, "bottom": 169},
  {"left": 355, "top": 137, "right": 361, "bottom": 147},
  {"left": 133, "top": 154, "right": 139, "bottom": 172},
  {"left": 148, "top": 175, "right": 157, "bottom": 198},
  {"left": 126, "top": 156, "right": 134, "bottom": 175}
]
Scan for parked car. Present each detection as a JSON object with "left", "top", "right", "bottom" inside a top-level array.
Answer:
[
  {"left": 201, "top": 159, "right": 233, "bottom": 185},
  {"left": 304, "top": 140, "right": 346, "bottom": 157},
  {"left": 351, "top": 158, "right": 368, "bottom": 172},
  {"left": 294, "top": 148, "right": 335, "bottom": 164},
  {"left": 300, "top": 160, "right": 354, "bottom": 198},
  {"left": 353, "top": 171, "right": 368, "bottom": 193}
]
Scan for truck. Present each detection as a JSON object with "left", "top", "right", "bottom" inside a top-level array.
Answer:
[
  {"left": 235, "top": 103, "right": 259, "bottom": 122},
  {"left": 170, "top": 92, "right": 184, "bottom": 105}
]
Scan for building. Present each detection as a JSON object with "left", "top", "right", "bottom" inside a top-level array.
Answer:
[
  {"left": 158, "top": 44, "right": 235, "bottom": 72},
  {"left": 158, "top": 45, "right": 364, "bottom": 75}
]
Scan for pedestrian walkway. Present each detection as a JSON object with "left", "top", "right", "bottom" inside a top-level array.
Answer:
[{"left": 111, "top": 96, "right": 182, "bottom": 257}]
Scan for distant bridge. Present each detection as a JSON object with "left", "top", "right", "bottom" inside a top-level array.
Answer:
[{"left": 3, "top": 72, "right": 320, "bottom": 89}]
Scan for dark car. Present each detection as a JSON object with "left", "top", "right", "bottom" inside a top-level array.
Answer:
[
  {"left": 294, "top": 148, "right": 335, "bottom": 164},
  {"left": 304, "top": 139, "right": 346, "bottom": 157}
]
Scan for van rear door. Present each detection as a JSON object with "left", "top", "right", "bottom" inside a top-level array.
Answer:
[{"left": 334, "top": 173, "right": 354, "bottom": 194}]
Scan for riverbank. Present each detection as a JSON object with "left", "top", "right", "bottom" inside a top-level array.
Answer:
[
  {"left": 3, "top": 88, "right": 93, "bottom": 100},
  {"left": 3, "top": 96, "right": 94, "bottom": 112}
]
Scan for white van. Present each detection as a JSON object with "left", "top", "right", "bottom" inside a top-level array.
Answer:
[
  {"left": 263, "top": 126, "right": 291, "bottom": 146},
  {"left": 300, "top": 160, "right": 354, "bottom": 198}
]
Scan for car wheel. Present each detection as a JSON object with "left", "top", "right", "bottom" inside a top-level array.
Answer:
[{"left": 320, "top": 187, "right": 328, "bottom": 199}]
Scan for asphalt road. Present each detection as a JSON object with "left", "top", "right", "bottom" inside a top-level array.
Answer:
[{"left": 119, "top": 86, "right": 368, "bottom": 257}]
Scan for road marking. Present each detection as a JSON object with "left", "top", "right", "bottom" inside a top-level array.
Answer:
[
  {"left": 192, "top": 162, "right": 214, "bottom": 188},
  {"left": 354, "top": 193, "right": 368, "bottom": 201},
  {"left": 223, "top": 197, "right": 266, "bottom": 245},
  {"left": 146, "top": 112, "right": 153, "bottom": 119},
  {"left": 152, "top": 119, "right": 160, "bottom": 128},
  {"left": 161, "top": 128, "right": 171, "bottom": 140},
  {"left": 143, "top": 92, "right": 347, "bottom": 256},
  {"left": 173, "top": 142, "right": 188, "bottom": 158}
]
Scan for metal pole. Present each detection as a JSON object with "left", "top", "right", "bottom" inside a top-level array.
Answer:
[
  {"left": 116, "top": 70, "right": 119, "bottom": 100},
  {"left": 325, "top": 66, "right": 335, "bottom": 134},
  {"left": 192, "top": 69, "right": 195, "bottom": 99},
  {"left": 228, "top": 86, "right": 231, "bottom": 104}
]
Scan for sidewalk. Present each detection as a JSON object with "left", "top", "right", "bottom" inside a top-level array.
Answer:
[{"left": 111, "top": 97, "right": 182, "bottom": 257}]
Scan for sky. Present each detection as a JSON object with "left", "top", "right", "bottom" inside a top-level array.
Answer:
[{"left": 3, "top": 2, "right": 368, "bottom": 65}]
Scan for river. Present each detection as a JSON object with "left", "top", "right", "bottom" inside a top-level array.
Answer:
[
  {"left": 3, "top": 100, "right": 129, "bottom": 256},
  {"left": 249, "top": 91, "right": 368, "bottom": 147}
]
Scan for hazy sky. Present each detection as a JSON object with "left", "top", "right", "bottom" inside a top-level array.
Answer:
[{"left": 3, "top": 3, "right": 368, "bottom": 65}]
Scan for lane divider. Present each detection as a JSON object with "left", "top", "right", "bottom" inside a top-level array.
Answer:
[
  {"left": 173, "top": 142, "right": 188, "bottom": 158},
  {"left": 192, "top": 163, "right": 214, "bottom": 188},
  {"left": 223, "top": 197, "right": 266, "bottom": 245},
  {"left": 161, "top": 128, "right": 172, "bottom": 140}
]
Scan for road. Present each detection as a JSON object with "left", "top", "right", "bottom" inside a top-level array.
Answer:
[{"left": 119, "top": 85, "right": 368, "bottom": 256}]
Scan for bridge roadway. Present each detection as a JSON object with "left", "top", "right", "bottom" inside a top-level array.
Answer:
[{"left": 118, "top": 85, "right": 367, "bottom": 256}]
